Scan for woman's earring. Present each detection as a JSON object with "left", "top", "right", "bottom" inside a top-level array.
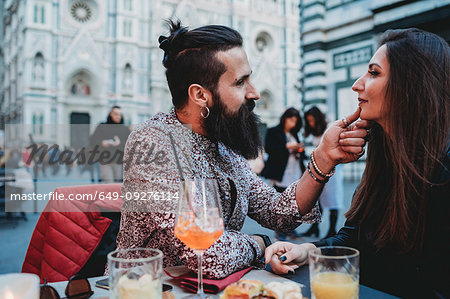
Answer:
[{"left": 200, "top": 106, "right": 210, "bottom": 119}]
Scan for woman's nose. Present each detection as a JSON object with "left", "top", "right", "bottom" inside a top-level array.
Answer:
[{"left": 352, "top": 76, "right": 364, "bottom": 92}]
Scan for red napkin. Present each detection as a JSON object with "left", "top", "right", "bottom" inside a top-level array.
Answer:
[{"left": 165, "top": 267, "right": 252, "bottom": 294}]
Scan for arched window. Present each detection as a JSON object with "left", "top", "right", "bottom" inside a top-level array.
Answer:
[
  {"left": 123, "top": 63, "right": 133, "bottom": 90},
  {"left": 33, "top": 53, "right": 45, "bottom": 82}
]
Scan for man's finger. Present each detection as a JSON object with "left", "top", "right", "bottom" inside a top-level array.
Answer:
[
  {"left": 340, "top": 107, "right": 361, "bottom": 128},
  {"left": 265, "top": 245, "right": 277, "bottom": 264},
  {"left": 265, "top": 243, "right": 287, "bottom": 264},
  {"left": 340, "top": 129, "right": 367, "bottom": 139},
  {"left": 354, "top": 120, "right": 371, "bottom": 129},
  {"left": 339, "top": 138, "right": 365, "bottom": 147},
  {"left": 341, "top": 146, "right": 365, "bottom": 155}
]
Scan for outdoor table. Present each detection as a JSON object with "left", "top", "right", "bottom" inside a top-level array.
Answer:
[{"left": 49, "top": 265, "right": 398, "bottom": 298}]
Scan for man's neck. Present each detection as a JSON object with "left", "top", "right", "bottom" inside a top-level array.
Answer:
[{"left": 175, "top": 109, "right": 207, "bottom": 136}]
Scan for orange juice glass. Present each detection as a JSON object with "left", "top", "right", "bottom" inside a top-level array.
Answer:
[{"left": 309, "top": 246, "right": 359, "bottom": 299}]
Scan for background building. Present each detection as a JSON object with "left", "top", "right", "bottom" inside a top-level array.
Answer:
[
  {"left": 0, "top": 0, "right": 301, "bottom": 147},
  {"left": 299, "top": 0, "right": 450, "bottom": 178},
  {"left": 300, "top": 0, "right": 450, "bottom": 118}
]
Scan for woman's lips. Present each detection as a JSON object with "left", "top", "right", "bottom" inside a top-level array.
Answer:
[{"left": 358, "top": 97, "right": 368, "bottom": 105}]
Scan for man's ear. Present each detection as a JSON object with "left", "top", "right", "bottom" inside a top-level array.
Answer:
[{"left": 188, "top": 84, "right": 212, "bottom": 108}]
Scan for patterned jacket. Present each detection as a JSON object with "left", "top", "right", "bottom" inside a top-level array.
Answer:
[{"left": 116, "top": 109, "right": 320, "bottom": 279}]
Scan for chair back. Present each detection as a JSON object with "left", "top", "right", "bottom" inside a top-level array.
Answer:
[{"left": 22, "top": 184, "right": 122, "bottom": 283}]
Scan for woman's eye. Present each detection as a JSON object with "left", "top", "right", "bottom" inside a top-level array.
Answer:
[{"left": 368, "top": 70, "right": 379, "bottom": 76}]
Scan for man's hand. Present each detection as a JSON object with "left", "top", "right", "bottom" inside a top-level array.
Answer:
[
  {"left": 265, "top": 242, "right": 317, "bottom": 274},
  {"left": 314, "top": 108, "right": 371, "bottom": 171}
]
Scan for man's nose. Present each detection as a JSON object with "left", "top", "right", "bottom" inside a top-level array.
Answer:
[{"left": 247, "top": 83, "right": 260, "bottom": 101}]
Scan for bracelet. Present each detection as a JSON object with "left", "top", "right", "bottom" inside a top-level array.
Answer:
[
  {"left": 307, "top": 162, "right": 328, "bottom": 184},
  {"left": 311, "top": 150, "right": 335, "bottom": 178},
  {"left": 252, "top": 234, "right": 272, "bottom": 247}
]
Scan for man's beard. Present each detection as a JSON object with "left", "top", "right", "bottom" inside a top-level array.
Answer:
[{"left": 203, "top": 92, "right": 263, "bottom": 160}]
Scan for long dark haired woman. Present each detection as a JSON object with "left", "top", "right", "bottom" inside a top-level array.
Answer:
[
  {"left": 261, "top": 107, "right": 307, "bottom": 240},
  {"left": 264, "top": 28, "right": 450, "bottom": 298},
  {"left": 304, "top": 106, "right": 327, "bottom": 138}
]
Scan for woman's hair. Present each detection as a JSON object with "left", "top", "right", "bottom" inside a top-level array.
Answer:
[
  {"left": 279, "top": 107, "right": 302, "bottom": 135},
  {"left": 346, "top": 28, "right": 450, "bottom": 253},
  {"left": 304, "top": 106, "right": 327, "bottom": 137},
  {"left": 159, "top": 20, "right": 243, "bottom": 109}
]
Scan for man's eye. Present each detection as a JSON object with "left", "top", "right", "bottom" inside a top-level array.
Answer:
[{"left": 236, "top": 80, "right": 244, "bottom": 86}]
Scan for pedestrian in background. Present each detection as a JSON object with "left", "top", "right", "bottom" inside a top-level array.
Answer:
[
  {"left": 301, "top": 106, "right": 344, "bottom": 238},
  {"left": 261, "top": 107, "right": 306, "bottom": 240},
  {"left": 90, "top": 106, "right": 130, "bottom": 183}
]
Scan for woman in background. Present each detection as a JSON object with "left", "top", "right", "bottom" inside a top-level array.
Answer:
[
  {"left": 261, "top": 107, "right": 306, "bottom": 240},
  {"left": 265, "top": 28, "right": 449, "bottom": 298},
  {"left": 301, "top": 106, "right": 344, "bottom": 238}
]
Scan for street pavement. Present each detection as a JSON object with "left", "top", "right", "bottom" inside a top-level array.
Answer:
[{"left": 0, "top": 165, "right": 359, "bottom": 274}]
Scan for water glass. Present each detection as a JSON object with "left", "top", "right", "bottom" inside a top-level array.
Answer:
[{"left": 108, "top": 248, "right": 163, "bottom": 299}]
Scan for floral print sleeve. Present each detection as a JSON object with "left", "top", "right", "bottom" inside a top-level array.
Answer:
[{"left": 115, "top": 109, "right": 319, "bottom": 279}]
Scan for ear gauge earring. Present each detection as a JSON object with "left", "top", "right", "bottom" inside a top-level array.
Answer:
[{"left": 200, "top": 106, "right": 210, "bottom": 119}]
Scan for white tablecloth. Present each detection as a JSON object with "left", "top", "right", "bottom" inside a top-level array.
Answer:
[{"left": 49, "top": 266, "right": 296, "bottom": 298}]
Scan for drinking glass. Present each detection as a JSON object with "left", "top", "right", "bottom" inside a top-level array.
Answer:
[
  {"left": 174, "top": 179, "right": 225, "bottom": 298},
  {"left": 309, "top": 246, "right": 359, "bottom": 299},
  {"left": 108, "top": 248, "right": 163, "bottom": 299}
]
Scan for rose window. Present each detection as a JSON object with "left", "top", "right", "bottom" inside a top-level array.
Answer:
[{"left": 71, "top": 1, "right": 92, "bottom": 23}]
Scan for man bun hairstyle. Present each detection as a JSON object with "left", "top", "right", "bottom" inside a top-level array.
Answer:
[{"left": 158, "top": 20, "right": 243, "bottom": 109}]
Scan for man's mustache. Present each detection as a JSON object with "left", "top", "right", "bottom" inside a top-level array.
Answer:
[{"left": 246, "top": 100, "right": 256, "bottom": 112}]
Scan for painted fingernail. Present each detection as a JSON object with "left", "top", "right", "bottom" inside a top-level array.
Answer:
[
  {"left": 280, "top": 256, "right": 287, "bottom": 262},
  {"left": 288, "top": 270, "right": 295, "bottom": 275}
]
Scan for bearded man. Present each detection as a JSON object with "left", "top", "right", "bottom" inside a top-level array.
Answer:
[{"left": 116, "top": 20, "right": 368, "bottom": 279}]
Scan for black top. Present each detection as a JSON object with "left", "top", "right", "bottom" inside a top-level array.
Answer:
[
  {"left": 90, "top": 123, "right": 130, "bottom": 158},
  {"left": 313, "top": 149, "right": 450, "bottom": 298},
  {"left": 261, "top": 125, "right": 306, "bottom": 182}
]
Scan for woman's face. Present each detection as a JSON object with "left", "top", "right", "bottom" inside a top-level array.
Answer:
[
  {"left": 284, "top": 116, "right": 298, "bottom": 132},
  {"left": 306, "top": 115, "right": 315, "bottom": 129},
  {"left": 352, "top": 45, "right": 390, "bottom": 128},
  {"left": 110, "top": 108, "right": 122, "bottom": 123}
]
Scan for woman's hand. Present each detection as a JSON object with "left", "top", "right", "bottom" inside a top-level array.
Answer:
[
  {"left": 286, "top": 142, "right": 304, "bottom": 152},
  {"left": 265, "top": 242, "right": 317, "bottom": 274},
  {"left": 314, "top": 107, "right": 370, "bottom": 172}
]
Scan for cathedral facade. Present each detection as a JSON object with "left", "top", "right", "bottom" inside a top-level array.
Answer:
[
  {"left": 299, "top": 0, "right": 450, "bottom": 119},
  {"left": 1, "top": 0, "right": 301, "bottom": 146}
]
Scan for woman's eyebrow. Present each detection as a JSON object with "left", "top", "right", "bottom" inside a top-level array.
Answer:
[{"left": 369, "top": 63, "right": 382, "bottom": 69}]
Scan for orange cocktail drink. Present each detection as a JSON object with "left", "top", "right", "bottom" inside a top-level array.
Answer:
[
  {"left": 174, "top": 212, "right": 223, "bottom": 250},
  {"left": 174, "top": 179, "right": 225, "bottom": 298}
]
